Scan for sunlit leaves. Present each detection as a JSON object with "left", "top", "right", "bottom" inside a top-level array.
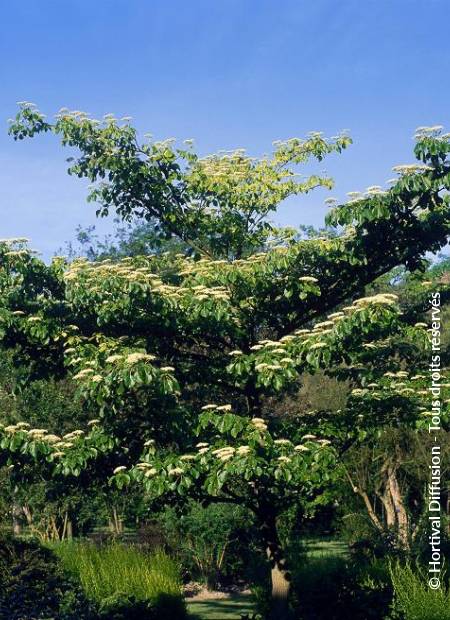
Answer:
[
  {"left": 227, "top": 294, "right": 403, "bottom": 392},
  {"left": 0, "top": 421, "right": 115, "bottom": 478},
  {"left": 9, "top": 105, "right": 353, "bottom": 259},
  {"left": 2, "top": 114, "right": 450, "bottom": 526},
  {"left": 113, "top": 407, "right": 336, "bottom": 512}
]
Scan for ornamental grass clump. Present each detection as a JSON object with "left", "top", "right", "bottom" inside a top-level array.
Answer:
[{"left": 52, "top": 541, "right": 183, "bottom": 605}]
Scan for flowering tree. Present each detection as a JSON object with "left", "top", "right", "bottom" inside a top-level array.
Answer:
[{"left": 1, "top": 108, "right": 450, "bottom": 616}]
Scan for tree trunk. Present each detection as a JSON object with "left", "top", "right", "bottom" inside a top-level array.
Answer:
[
  {"left": 263, "top": 518, "right": 291, "bottom": 620},
  {"left": 111, "top": 507, "right": 123, "bottom": 535},
  {"left": 347, "top": 458, "right": 411, "bottom": 550},
  {"left": 268, "top": 551, "right": 291, "bottom": 619},
  {"left": 12, "top": 487, "right": 22, "bottom": 536},
  {"left": 387, "top": 464, "right": 410, "bottom": 550},
  {"left": 12, "top": 503, "right": 21, "bottom": 535},
  {"left": 66, "top": 519, "right": 73, "bottom": 540},
  {"left": 61, "top": 511, "right": 69, "bottom": 541},
  {"left": 379, "top": 485, "right": 396, "bottom": 529},
  {"left": 345, "top": 469, "right": 383, "bottom": 531},
  {"left": 22, "top": 505, "right": 33, "bottom": 526}
]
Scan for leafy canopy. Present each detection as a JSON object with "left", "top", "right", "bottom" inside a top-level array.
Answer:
[
  {"left": 9, "top": 104, "right": 352, "bottom": 259},
  {"left": 1, "top": 111, "right": 450, "bottom": 531}
]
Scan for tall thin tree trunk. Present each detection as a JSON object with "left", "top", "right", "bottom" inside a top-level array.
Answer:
[
  {"left": 379, "top": 485, "right": 396, "bottom": 529},
  {"left": 12, "top": 504, "right": 21, "bottom": 535},
  {"left": 12, "top": 487, "right": 22, "bottom": 536},
  {"left": 66, "top": 519, "right": 73, "bottom": 540},
  {"left": 22, "top": 505, "right": 33, "bottom": 526},
  {"left": 345, "top": 469, "right": 383, "bottom": 531},
  {"left": 61, "top": 511, "right": 69, "bottom": 541},
  {"left": 111, "top": 507, "right": 123, "bottom": 535}
]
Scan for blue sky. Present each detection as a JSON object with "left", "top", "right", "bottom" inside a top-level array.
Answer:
[{"left": 0, "top": 0, "right": 449, "bottom": 259}]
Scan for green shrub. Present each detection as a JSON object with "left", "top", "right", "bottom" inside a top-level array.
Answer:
[
  {"left": 249, "top": 583, "right": 272, "bottom": 619},
  {"left": 97, "top": 592, "right": 186, "bottom": 620},
  {"left": 159, "top": 502, "right": 253, "bottom": 589},
  {"left": 0, "top": 535, "right": 95, "bottom": 620},
  {"left": 97, "top": 595, "right": 155, "bottom": 620},
  {"left": 339, "top": 512, "right": 377, "bottom": 547},
  {"left": 52, "top": 541, "right": 186, "bottom": 619},
  {"left": 289, "top": 555, "right": 393, "bottom": 620},
  {"left": 390, "top": 562, "right": 450, "bottom": 620}
]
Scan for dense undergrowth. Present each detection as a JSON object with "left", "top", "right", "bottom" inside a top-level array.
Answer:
[{"left": 0, "top": 536, "right": 186, "bottom": 620}]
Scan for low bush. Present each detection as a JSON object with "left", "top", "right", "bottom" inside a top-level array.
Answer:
[
  {"left": 0, "top": 535, "right": 95, "bottom": 620},
  {"left": 159, "top": 502, "right": 254, "bottom": 589},
  {"left": 390, "top": 562, "right": 450, "bottom": 620},
  {"left": 97, "top": 592, "right": 186, "bottom": 620},
  {"left": 289, "top": 555, "right": 393, "bottom": 620}
]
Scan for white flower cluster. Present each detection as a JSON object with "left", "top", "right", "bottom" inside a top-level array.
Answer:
[
  {"left": 414, "top": 125, "right": 444, "bottom": 140},
  {"left": 250, "top": 418, "right": 268, "bottom": 432},
  {"left": 212, "top": 446, "right": 235, "bottom": 461},
  {"left": 352, "top": 293, "right": 398, "bottom": 307},
  {"left": 135, "top": 462, "right": 158, "bottom": 477},
  {"left": 277, "top": 456, "right": 291, "bottom": 464},
  {"left": 237, "top": 445, "right": 251, "bottom": 455},
  {"left": 298, "top": 276, "right": 319, "bottom": 283},
  {"left": 106, "top": 354, "right": 123, "bottom": 363},
  {"left": 168, "top": 467, "right": 184, "bottom": 476},
  {"left": 125, "top": 352, "right": 155, "bottom": 364},
  {"left": 392, "top": 164, "right": 433, "bottom": 175},
  {"left": 201, "top": 403, "right": 231, "bottom": 412},
  {"left": 274, "top": 439, "right": 291, "bottom": 446},
  {"left": 113, "top": 466, "right": 127, "bottom": 474}
]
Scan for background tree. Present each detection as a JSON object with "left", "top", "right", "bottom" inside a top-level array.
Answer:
[{"left": 60, "top": 218, "right": 187, "bottom": 262}]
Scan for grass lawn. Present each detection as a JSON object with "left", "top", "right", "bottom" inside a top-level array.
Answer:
[
  {"left": 303, "top": 538, "right": 348, "bottom": 557},
  {"left": 186, "top": 540, "right": 347, "bottom": 618},
  {"left": 187, "top": 594, "right": 254, "bottom": 619}
]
